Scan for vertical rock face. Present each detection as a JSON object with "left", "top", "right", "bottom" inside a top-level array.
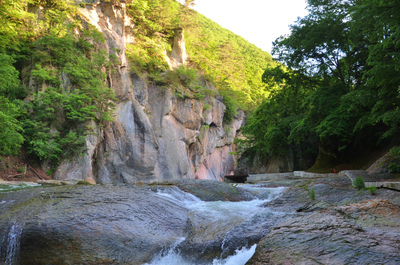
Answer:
[
  {"left": 166, "top": 29, "right": 188, "bottom": 69},
  {"left": 53, "top": 1, "right": 244, "bottom": 183}
]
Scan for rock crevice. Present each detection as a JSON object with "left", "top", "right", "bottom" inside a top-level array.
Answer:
[{"left": 52, "top": 0, "right": 243, "bottom": 183}]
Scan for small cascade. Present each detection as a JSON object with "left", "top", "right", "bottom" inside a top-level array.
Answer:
[
  {"left": 0, "top": 223, "right": 23, "bottom": 265},
  {"left": 151, "top": 185, "right": 286, "bottom": 265},
  {"left": 212, "top": 244, "right": 257, "bottom": 265},
  {"left": 146, "top": 241, "right": 257, "bottom": 265},
  {"left": 156, "top": 186, "right": 202, "bottom": 207},
  {"left": 144, "top": 237, "right": 187, "bottom": 265}
]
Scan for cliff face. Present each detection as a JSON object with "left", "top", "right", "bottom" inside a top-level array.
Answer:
[{"left": 53, "top": 1, "right": 244, "bottom": 183}]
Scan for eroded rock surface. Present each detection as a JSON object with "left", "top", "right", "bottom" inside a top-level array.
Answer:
[
  {"left": 51, "top": 0, "right": 244, "bottom": 183},
  {"left": 247, "top": 176, "right": 400, "bottom": 265},
  {"left": 0, "top": 180, "right": 284, "bottom": 264},
  {"left": 0, "top": 185, "right": 190, "bottom": 264}
]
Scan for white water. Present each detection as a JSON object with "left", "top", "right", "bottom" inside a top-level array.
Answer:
[
  {"left": 149, "top": 185, "right": 286, "bottom": 265},
  {"left": 0, "top": 182, "right": 41, "bottom": 192},
  {"left": 1, "top": 223, "right": 23, "bottom": 265},
  {"left": 146, "top": 243, "right": 257, "bottom": 265},
  {"left": 212, "top": 244, "right": 257, "bottom": 265}
]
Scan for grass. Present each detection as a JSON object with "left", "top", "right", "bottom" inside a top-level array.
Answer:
[
  {"left": 310, "top": 188, "right": 315, "bottom": 200},
  {"left": 352, "top": 176, "right": 365, "bottom": 190},
  {"left": 367, "top": 186, "right": 377, "bottom": 195},
  {"left": 17, "top": 166, "right": 25, "bottom": 173}
]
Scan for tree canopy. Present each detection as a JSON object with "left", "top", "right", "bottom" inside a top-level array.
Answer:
[
  {"left": 243, "top": 0, "right": 400, "bottom": 170},
  {"left": 0, "top": 0, "right": 275, "bottom": 171},
  {"left": 0, "top": 0, "right": 116, "bottom": 171}
]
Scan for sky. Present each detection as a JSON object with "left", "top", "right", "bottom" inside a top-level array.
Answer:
[{"left": 191, "top": 0, "right": 309, "bottom": 54}]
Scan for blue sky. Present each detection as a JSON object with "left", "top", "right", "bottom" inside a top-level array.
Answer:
[{"left": 192, "top": 0, "right": 308, "bottom": 53}]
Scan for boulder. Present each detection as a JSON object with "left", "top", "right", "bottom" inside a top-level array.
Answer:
[{"left": 0, "top": 185, "right": 190, "bottom": 264}]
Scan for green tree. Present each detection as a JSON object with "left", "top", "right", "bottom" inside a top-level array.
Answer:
[
  {"left": 0, "top": 97, "right": 25, "bottom": 155},
  {"left": 243, "top": 0, "right": 400, "bottom": 169}
]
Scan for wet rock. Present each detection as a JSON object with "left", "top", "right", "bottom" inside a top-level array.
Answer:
[
  {"left": 248, "top": 208, "right": 400, "bottom": 265},
  {"left": 151, "top": 179, "right": 254, "bottom": 201},
  {"left": 0, "top": 181, "right": 291, "bottom": 265},
  {"left": 36, "top": 179, "right": 74, "bottom": 186},
  {"left": 0, "top": 185, "right": 190, "bottom": 264},
  {"left": 247, "top": 176, "right": 400, "bottom": 265}
]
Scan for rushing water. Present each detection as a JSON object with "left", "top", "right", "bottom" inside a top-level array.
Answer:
[
  {"left": 146, "top": 242, "right": 257, "bottom": 265},
  {"left": 0, "top": 183, "right": 286, "bottom": 264},
  {"left": 0, "top": 223, "right": 23, "bottom": 265},
  {"left": 0, "top": 182, "right": 41, "bottom": 193},
  {"left": 147, "top": 185, "right": 286, "bottom": 265}
]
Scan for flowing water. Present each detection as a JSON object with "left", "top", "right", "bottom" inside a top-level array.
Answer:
[
  {"left": 0, "top": 183, "right": 286, "bottom": 264},
  {"left": 0, "top": 183, "right": 41, "bottom": 193},
  {"left": 146, "top": 185, "right": 286, "bottom": 265},
  {"left": 0, "top": 223, "right": 23, "bottom": 265}
]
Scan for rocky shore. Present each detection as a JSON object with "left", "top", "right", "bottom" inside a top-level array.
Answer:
[
  {"left": 1, "top": 174, "right": 400, "bottom": 264},
  {"left": 247, "top": 175, "right": 400, "bottom": 265}
]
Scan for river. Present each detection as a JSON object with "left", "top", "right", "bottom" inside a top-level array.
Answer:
[
  {"left": 0, "top": 182, "right": 287, "bottom": 265},
  {"left": 146, "top": 185, "right": 286, "bottom": 265}
]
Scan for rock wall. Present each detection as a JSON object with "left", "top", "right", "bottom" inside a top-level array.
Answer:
[
  {"left": 53, "top": 1, "right": 244, "bottom": 183},
  {"left": 236, "top": 143, "right": 316, "bottom": 175}
]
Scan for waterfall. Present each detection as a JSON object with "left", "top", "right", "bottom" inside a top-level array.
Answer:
[
  {"left": 146, "top": 243, "right": 257, "bottom": 265},
  {"left": 212, "top": 244, "right": 257, "bottom": 265},
  {"left": 0, "top": 223, "right": 23, "bottom": 265}
]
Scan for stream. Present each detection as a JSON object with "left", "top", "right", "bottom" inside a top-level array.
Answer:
[
  {"left": 146, "top": 185, "right": 286, "bottom": 265},
  {"left": 0, "top": 182, "right": 288, "bottom": 265}
]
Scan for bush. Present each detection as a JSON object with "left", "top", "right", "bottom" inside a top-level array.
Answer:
[
  {"left": 353, "top": 176, "right": 365, "bottom": 190},
  {"left": 21, "top": 31, "right": 117, "bottom": 170},
  {"left": 390, "top": 146, "right": 400, "bottom": 159},
  {"left": 310, "top": 188, "right": 315, "bottom": 200},
  {"left": 0, "top": 97, "right": 25, "bottom": 156},
  {"left": 17, "top": 166, "right": 25, "bottom": 173},
  {"left": 388, "top": 163, "right": 400, "bottom": 173},
  {"left": 203, "top": 104, "right": 210, "bottom": 112},
  {"left": 367, "top": 186, "right": 377, "bottom": 195},
  {"left": 222, "top": 94, "right": 237, "bottom": 123}
]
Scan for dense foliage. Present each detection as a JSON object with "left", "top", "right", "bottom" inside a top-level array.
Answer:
[
  {"left": 0, "top": 0, "right": 116, "bottom": 170},
  {"left": 124, "top": 0, "right": 275, "bottom": 112},
  {"left": 243, "top": 0, "right": 400, "bottom": 169},
  {"left": 0, "top": 0, "right": 275, "bottom": 171},
  {"left": 185, "top": 14, "right": 275, "bottom": 110}
]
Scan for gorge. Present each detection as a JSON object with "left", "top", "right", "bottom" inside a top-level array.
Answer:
[
  {"left": 50, "top": 0, "right": 245, "bottom": 184},
  {"left": 1, "top": 0, "right": 400, "bottom": 264}
]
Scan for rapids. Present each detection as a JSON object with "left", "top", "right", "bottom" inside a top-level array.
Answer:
[
  {"left": 0, "top": 181, "right": 288, "bottom": 264},
  {"left": 146, "top": 185, "right": 286, "bottom": 265}
]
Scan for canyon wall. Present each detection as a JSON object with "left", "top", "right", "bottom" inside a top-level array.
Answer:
[{"left": 52, "top": 1, "right": 244, "bottom": 183}]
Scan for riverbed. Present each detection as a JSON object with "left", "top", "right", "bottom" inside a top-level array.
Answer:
[{"left": 0, "top": 180, "right": 289, "bottom": 264}]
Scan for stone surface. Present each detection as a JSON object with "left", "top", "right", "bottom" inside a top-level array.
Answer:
[
  {"left": 247, "top": 175, "right": 400, "bottom": 265},
  {"left": 236, "top": 144, "right": 317, "bottom": 175},
  {"left": 0, "top": 180, "right": 284, "bottom": 264},
  {"left": 50, "top": 0, "right": 244, "bottom": 184},
  {"left": 0, "top": 185, "right": 190, "bottom": 264},
  {"left": 151, "top": 179, "right": 254, "bottom": 202},
  {"left": 166, "top": 29, "right": 187, "bottom": 69}
]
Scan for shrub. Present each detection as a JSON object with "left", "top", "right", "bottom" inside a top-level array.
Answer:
[
  {"left": 390, "top": 146, "right": 400, "bottom": 159},
  {"left": 310, "top": 188, "right": 315, "bottom": 200},
  {"left": 203, "top": 104, "right": 210, "bottom": 112},
  {"left": 17, "top": 166, "right": 25, "bottom": 173},
  {"left": 353, "top": 176, "right": 365, "bottom": 190},
  {"left": 222, "top": 94, "right": 237, "bottom": 123},
  {"left": 77, "top": 180, "right": 92, "bottom": 185},
  {"left": 388, "top": 163, "right": 400, "bottom": 173},
  {"left": 367, "top": 186, "right": 377, "bottom": 195}
]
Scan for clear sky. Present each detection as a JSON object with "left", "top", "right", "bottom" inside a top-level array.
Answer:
[{"left": 192, "top": 0, "right": 309, "bottom": 54}]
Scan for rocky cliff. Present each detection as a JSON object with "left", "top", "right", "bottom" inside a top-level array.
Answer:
[{"left": 52, "top": 1, "right": 244, "bottom": 183}]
